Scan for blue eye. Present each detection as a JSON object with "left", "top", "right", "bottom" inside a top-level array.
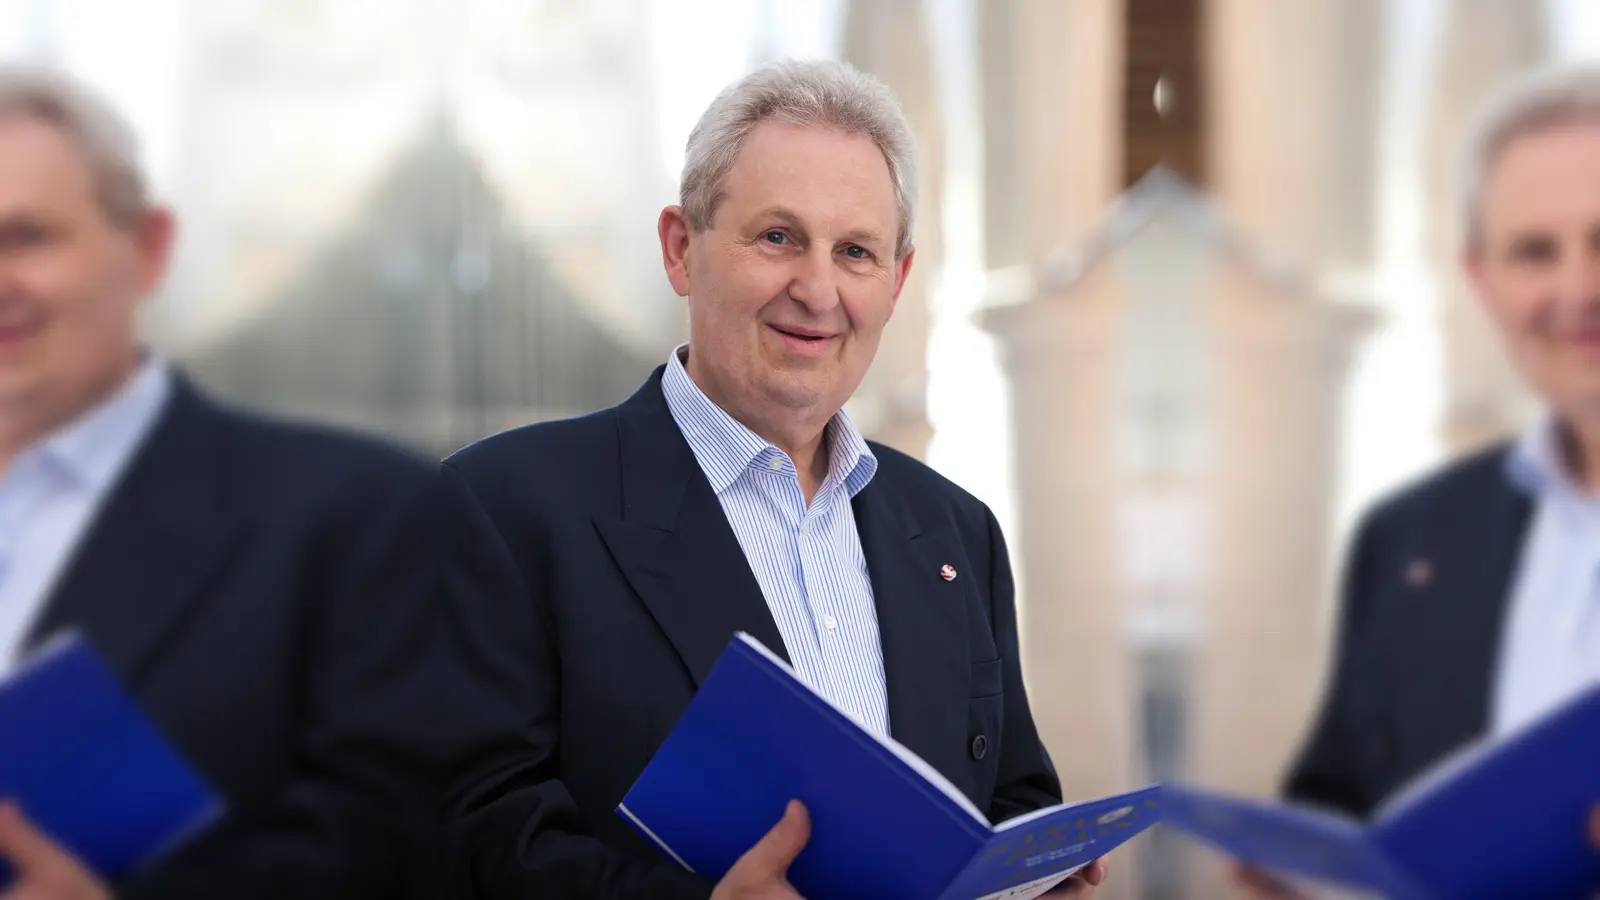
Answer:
[
  {"left": 844, "top": 245, "right": 870, "bottom": 260},
  {"left": 763, "top": 231, "right": 788, "bottom": 245}
]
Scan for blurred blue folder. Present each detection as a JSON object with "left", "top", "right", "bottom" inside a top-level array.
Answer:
[
  {"left": 0, "top": 634, "right": 221, "bottom": 887},
  {"left": 619, "top": 632, "right": 1161, "bottom": 900},
  {"left": 1162, "top": 682, "right": 1600, "bottom": 899}
]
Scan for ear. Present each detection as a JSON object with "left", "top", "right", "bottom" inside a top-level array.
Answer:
[
  {"left": 131, "top": 206, "right": 177, "bottom": 295},
  {"left": 658, "top": 205, "right": 694, "bottom": 298},
  {"left": 888, "top": 244, "right": 916, "bottom": 313}
]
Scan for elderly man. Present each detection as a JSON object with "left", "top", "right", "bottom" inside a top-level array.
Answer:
[
  {"left": 443, "top": 60, "right": 1104, "bottom": 898},
  {"left": 0, "top": 68, "right": 457, "bottom": 898},
  {"left": 1238, "top": 64, "right": 1600, "bottom": 898}
]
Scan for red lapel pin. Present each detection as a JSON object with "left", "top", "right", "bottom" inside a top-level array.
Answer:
[
  {"left": 1404, "top": 558, "right": 1432, "bottom": 589},
  {"left": 940, "top": 564, "right": 957, "bottom": 582}
]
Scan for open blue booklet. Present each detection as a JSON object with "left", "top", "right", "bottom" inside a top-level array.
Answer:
[
  {"left": 0, "top": 634, "right": 221, "bottom": 887},
  {"left": 1161, "top": 682, "right": 1600, "bottom": 899},
  {"left": 618, "top": 632, "right": 1161, "bottom": 900}
]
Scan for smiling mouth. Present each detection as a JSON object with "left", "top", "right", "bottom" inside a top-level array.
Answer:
[
  {"left": 0, "top": 310, "right": 44, "bottom": 343},
  {"left": 769, "top": 324, "right": 831, "bottom": 343}
]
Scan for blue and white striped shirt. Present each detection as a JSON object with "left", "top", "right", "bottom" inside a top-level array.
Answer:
[
  {"left": 1494, "top": 418, "right": 1600, "bottom": 735},
  {"left": 0, "top": 359, "right": 171, "bottom": 666},
  {"left": 661, "top": 346, "right": 891, "bottom": 736}
]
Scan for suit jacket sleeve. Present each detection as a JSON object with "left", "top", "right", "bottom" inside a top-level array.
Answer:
[
  {"left": 119, "top": 465, "right": 456, "bottom": 900},
  {"left": 440, "top": 463, "right": 713, "bottom": 900},
  {"left": 981, "top": 506, "right": 1065, "bottom": 824},
  {"left": 1282, "top": 506, "right": 1389, "bottom": 817}
]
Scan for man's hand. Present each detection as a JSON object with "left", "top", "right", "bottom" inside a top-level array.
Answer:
[
  {"left": 1041, "top": 857, "right": 1109, "bottom": 897},
  {"left": 1229, "top": 862, "right": 1308, "bottom": 900},
  {"left": 0, "top": 801, "right": 110, "bottom": 900},
  {"left": 710, "top": 800, "right": 810, "bottom": 900}
]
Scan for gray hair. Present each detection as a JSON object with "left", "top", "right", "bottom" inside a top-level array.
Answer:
[
  {"left": 0, "top": 67, "right": 149, "bottom": 227},
  {"left": 680, "top": 59, "right": 919, "bottom": 259},
  {"left": 1460, "top": 64, "right": 1600, "bottom": 251}
]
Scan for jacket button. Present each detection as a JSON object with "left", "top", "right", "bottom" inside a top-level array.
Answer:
[{"left": 971, "top": 734, "right": 988, "bottom": 760}]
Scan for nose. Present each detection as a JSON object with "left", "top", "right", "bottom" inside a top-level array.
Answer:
[{"left": 785, "top": 246, "right": 842, "bottom": 316}]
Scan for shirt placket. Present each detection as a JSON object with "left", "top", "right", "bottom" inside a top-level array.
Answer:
[
  {"left": 0, "top": 456, "right": 54, "bottom": 587},
  {"left": 1574, "top": 504, "right": 1600, "bottom": 686},
  {"left": 754, "top": 456, "right": 823, "bottom": 686},
  {"left": 799, "top": 488, "right": 869, "bottom": 728}
]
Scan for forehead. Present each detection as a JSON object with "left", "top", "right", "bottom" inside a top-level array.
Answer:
[
  {"left": 0, "top": 113, "right": 98, "bottom": 213},
  {"left": 718, "top": 120, "right": 897, "bottom": 232},
  {"left": 1480, "top": 120, "right": 1600, "bottom": 237}
]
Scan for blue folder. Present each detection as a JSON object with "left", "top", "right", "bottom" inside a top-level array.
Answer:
[
  {"left": 1161, "top": 682, "right": 1600, "bottom": 899},
  {"left": 0, "top": 634, "right": 222, "bottom": 887},
  {"left": 618, "top": 632, "right": 1161, "bottom": 900}
]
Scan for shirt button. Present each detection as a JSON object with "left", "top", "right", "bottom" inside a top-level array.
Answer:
[
  {"left": 822, "top": 614, "right": 837, "bottom": 631},
  {"left": 800, "top": 522, "right": 811, "bottom": 536},
  {"left": 767, "top": 457, "right": 784, "bottom": 470}
]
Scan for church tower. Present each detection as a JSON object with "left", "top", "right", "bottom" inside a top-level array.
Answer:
[{"left": 977, "top": 2, "right": 1380, "bottom": 896}]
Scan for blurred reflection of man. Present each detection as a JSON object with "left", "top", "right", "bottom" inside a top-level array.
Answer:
[
  {"left": 0, "top": 67, "right": 455, "bottom": 899},
  {"left": 1237, "top": 64, "right": 1600, "bottom": 899}
]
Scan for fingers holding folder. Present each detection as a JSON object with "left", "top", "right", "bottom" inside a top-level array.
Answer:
[
  {"left": 0, "top": 802, "right": 109, "bottom": 900},
  {"left": 711, "top": 800, "right": 810, "bottom": 900},
  {"left": 706, "top": 799, "right": 1110, "bottom": 900},
  {"left": 1040, "top": 857, "right": 1109, "bottom": 897},
  {"left": 1229, "top": 862, "right": 1308, "bottom": 900}
]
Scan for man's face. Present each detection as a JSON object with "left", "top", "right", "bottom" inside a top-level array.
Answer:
[
  {"left": 0, "top": 115, "right": 170, "bottom": 421},
  {"left": 661, "top": 120, "right": 913, "bottom": 431},
  {"left": 1467, "top": 120, "right": 1600, "bottom": 423}
]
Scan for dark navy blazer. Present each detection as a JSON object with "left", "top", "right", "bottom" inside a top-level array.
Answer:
[
  {"left": 22, "top": 375, "right": 454, "bottom": 899},
  {"left": 441, "top": 367, "right": 1062, "bottom": 899},
  {"left": 1285, "top": 444, "right": 1533, "bottom": 817}
]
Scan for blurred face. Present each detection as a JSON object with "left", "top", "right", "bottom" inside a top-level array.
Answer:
[
  {"left": 1466, "top": 120, "right": 1600, "bottom": 426},
  {"left": 659, "top": 120, "right": 913, "bottom": 441},
  {"left": 0, "top": 114, "right": 171, "bottom": 431}
]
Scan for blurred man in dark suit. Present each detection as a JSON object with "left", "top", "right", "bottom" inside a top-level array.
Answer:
[
  {"left": 1238, "top": 64, "right": 1600, "bottom": 898},
  {"left": 0, "top": 67, "right": 455, "bottom": 899},
  {"left": 442, "top": 59, "right": 1108, "bottom": 899}
]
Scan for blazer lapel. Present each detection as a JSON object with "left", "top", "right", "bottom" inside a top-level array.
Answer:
[
  {"left": 852, "top": 476, "right": 972, "bottom": 775},
  {"left": 1393, "top": 453, "right": 1533, "bottom": 758},
  {"left": 593, "top": 371, "right": 786, "bottom": 686},
  {"left": 1435, "top": 466, "right": 1534, "bottom": 742},
  {"left": 25, "top": 379, "right": 244, "bottom": 684}
]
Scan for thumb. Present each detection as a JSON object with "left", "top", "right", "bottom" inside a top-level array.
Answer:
[
  {"left": 0, "top": 801, "right": 54, "bottom": 873},
  {"left": 732, "top": 800, "right": 811, "bottom": 881},
  {"left": 1084, "top": 857, "right": 1108, "bottom": 885}
]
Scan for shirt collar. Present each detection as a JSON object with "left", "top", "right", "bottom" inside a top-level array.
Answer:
[
  {"left": 33, "top": 358, "right": 173, "bottom": 492},
  {"left": 826, "top": 402, "right": 878, "bottom": 499},
  {"left": 660, "top": 344, "right": 877, "bottom": 497},
  {"left": 1505, "top": 413, "right": 1600, "bottom": 504}
]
